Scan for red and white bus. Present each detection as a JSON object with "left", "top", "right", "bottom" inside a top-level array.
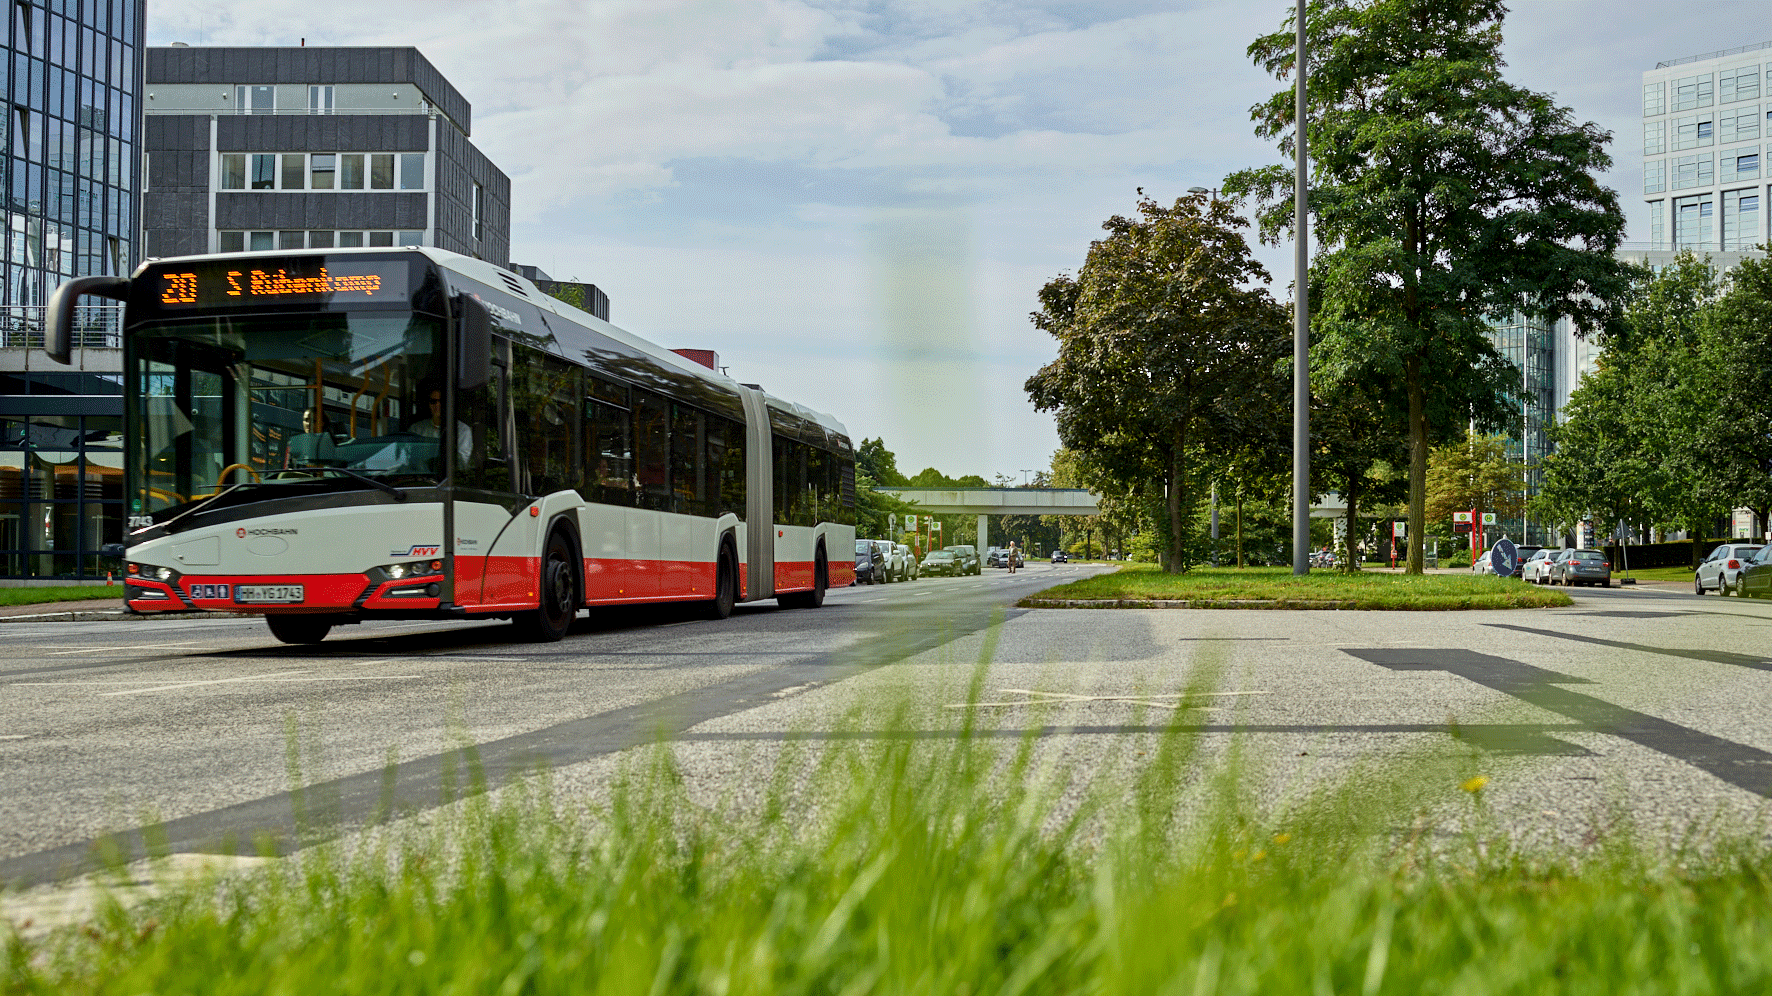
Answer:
[{"left": 45, "top": 248, "right": 856, "bottom": 643}]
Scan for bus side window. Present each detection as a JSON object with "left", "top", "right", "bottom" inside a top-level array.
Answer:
[
  {"left": 458, "top": 363, "right": 511, "bottom": 494},
  {"left": 634, "top": 390, "right": 671, "bottom": 512},
  {"left": 707, "top": 415, "right": 744, "bottom": 520},
  {"left": 671, "top": 403, "right": 705, "bottom": 516},
  {"left": 586, "top": 398, "right": 633, "bottom": 507},
  {"left": 805, "top": 445, "right": 827, "bottom": 526},
  {"left": 518, "top": 352, "right": 577, "bottom": 496}
]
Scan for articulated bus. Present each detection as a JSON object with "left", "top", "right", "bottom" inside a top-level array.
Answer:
[{"left": 44, "top": 247, "right": 857, "bottom": 643}]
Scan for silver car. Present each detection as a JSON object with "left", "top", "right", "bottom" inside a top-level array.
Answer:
[
  {"left": 1521, "top": 548, "right": 1559, "bottom": 584},
  {"left": 1695, "top": 543, "right": 1763, "bottom": 596},
  {"left": 894, "top": 543, "right": 919, "bottom": 581},
  {"left": 1549, "top": 548, "right": 1611, "bottom": 587}
]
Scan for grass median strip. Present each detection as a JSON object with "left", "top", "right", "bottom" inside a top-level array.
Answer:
[
  {"left": 0, "top": 586, "right": 125, "bottom": 607},
  {"left": 1021, "top": 563, "right": 1573, "bottom": 610}
]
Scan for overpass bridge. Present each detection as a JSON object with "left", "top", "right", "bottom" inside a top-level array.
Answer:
[{"left": 876, "top": 488, "right": 1098, "bottom": 549}]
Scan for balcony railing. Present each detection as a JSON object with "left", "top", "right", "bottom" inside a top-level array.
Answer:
[
  {"left": 1657, "top": 40, "right": 1772, "bottom": 69},
  {"left": 0, "top": 305, "right": 124, "bottom": 350}
]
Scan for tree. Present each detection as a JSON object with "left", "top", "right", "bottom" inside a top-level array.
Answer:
[
  {"left": 1696, "top": 255, "right": 1772, "bottom": 535},
  {"left": 1225, "top": 0, "right": 1632, "bottom": 573},
  {"left": 1425, "top": 432, "right": 1525, "bottom": 548},
  {"left": 1026, "top": 192, "right": 1290, "bottom": 572},
  {"left": 1312, "top": 371, "right": 1410, "bottom": 570},
  {"left": 857, "top": 437, "right": 909, "bottom": 487}
]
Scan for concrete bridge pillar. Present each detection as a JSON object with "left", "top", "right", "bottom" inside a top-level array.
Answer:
[{"left": 977, "top": 514, "right": 989, "bottom": 551}]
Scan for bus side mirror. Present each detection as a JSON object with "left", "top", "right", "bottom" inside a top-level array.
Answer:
[
  {"left": 457, "top": 294, "right": 491, "bottom": 391},
  {"left": 45, "top": 276, "right": 129, "bottom": 365}
]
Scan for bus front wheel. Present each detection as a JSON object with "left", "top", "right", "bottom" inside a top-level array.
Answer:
[
  {"left": 514, "top": 530, "right": 579, "bottom": 642},
  {"left": 267, "top": 614, "right": 334, "bottom": 645}
]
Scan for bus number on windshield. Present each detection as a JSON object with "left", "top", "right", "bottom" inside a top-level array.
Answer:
[{"left": 159, "top": 272, "right": 198, "bottom": 305}]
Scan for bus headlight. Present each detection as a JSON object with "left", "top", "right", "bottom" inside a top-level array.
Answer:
[{"left": 370, "top": 560, "right": 445, "bottom": 582}]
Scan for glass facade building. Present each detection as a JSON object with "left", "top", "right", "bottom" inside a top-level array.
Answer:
[
  {"left": 1486, "top": 315, "right": 1562, "bottom": 546},
  {"left": 0, "top": 0, "right": 143, "bottom": 581}
]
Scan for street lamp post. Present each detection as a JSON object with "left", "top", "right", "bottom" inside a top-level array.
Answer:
[{"left": 1291, "top": 0, "right": 1311, "bottom": 576}]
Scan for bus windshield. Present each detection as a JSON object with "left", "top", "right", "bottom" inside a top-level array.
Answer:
[{"left": 131, "top": 311, "right": 444, "bottom": 518}]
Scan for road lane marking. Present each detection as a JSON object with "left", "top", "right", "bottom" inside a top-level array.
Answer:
[
  {"left": 0, "top": 735, "right": 27, "bottom": 740},
  {"left": 12, "top": 672, "right": 424, "bottom": 695}
]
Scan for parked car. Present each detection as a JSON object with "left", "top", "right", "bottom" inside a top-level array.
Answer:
[
  {"left": 894, "top": 543, "right": 919, "bottom": 581},
  {"left": 921, "top": 550, "right": 960, "bottom": 576},
  {"left": 872, "top": 539, "right": 899, "bottom": 582},
  {"left": 1050, "top": 550, "right": 1069, "bottom": 563},
  {"left": 1736, "top": 544, "right": 1772, "bottom": 597},
  {"left": 1549, "top": 548, "right": 1611, "bottom": 587},
  {"left": 855, "top": 539, "right": 884, "bottom": 585},
  {"left": 945, "top": 545, "right": 982, "bottom": 575},
  {"left": 1520, "top": 548, "right": 1559, "bottom": 584},
  {"left": 1508, "top": 545, "right": 1542, "bottom": 578},
  {"left": 984, "top": 546, "right": 1005, "bottom": 568},
  {"left": 1695, "top": 543, "right": 1763, "bottom": 595}
]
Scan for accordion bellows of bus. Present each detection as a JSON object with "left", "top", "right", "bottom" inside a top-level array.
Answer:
[{"left": 45, "top": 247, "right": 857, "bottom": 645}]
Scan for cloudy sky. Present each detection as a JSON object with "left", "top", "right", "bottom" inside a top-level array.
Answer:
[{"left": 144, "top": 1, "right": 1735, "bottom": 481}]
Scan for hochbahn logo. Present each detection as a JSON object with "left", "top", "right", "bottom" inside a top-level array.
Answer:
[
  {"left": 392, "top": 545, "right": 441, "bottom": 557},
  {"left": 237, "top": 528, "right": 298, "bottom": 538}
]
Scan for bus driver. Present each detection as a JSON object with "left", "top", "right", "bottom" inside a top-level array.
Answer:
[{"left": 410, "top": 387, "right": 471, "bottom": 464}]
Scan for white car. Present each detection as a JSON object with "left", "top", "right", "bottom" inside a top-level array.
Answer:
[
  {"left": 1695, "top": 543, "right": 1763, "bottom": 595},
  {"left": 1520, "top": 548, "right": 1559, "bottom": 584}
]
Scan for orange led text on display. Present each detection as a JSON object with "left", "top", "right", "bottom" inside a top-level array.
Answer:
[{"left": 156, "top": 266, "right": 388, "bottom": 306}]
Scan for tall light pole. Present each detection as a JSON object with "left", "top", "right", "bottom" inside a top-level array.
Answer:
[{"left": 1291, "top": 0, "right": 1311, "bottom": 575}]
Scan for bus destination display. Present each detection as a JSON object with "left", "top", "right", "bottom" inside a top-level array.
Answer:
[{"left": 151, "top": 260, "right": 410, "bottom": 309}]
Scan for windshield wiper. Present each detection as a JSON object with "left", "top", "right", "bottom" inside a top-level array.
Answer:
[{"left": 288, "top": 466, "right": 409, "bottom": 501}]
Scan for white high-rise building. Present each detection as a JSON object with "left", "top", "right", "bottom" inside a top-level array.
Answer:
[{"left": 1637, "top": 43, "right": 1772, "bottom": 264}]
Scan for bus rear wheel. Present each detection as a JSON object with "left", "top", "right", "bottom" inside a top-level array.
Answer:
[
  {"left": 267, "top": 614, "right": 334, "bottom": 645},
  {"left": 514, "top": 530, "right": 579, "bottom": 642},
  {"left": 779, "top": 549, "right": 827, "bottom": 609},
  {"left": 702, "top": 541, "right": 737, "bottom": 620}
]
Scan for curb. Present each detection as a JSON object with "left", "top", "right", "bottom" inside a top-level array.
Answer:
[
  {"left": 1016, "top": 597, "right": 1570, "bottom": 611},
  {"left": 0, "top": 610, "right": 256, "bottom": 624}
]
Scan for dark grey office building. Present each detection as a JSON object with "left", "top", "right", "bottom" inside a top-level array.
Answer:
[
  {"left": 142, "top": 46, "right": 510, "bottom": 264},
  {"left": 0, "top": 0, "right": 145, "bottom": 582}
]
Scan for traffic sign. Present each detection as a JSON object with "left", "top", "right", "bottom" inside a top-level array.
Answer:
[
  {"left": 1482, "top": 512, "right": 1497, "bottom": 525},
  {"left": 905, "top": 514, "right": 917, "bottom": 531},
  {"left": 1392, "top": 520, "right": 1407, "bottom": 538},
  {"left": 1454, "top": 511, "right": 1473, "bottom": 523},
  {"left": 1489, "top": 537, "right": 1518, "bottom": 577}
]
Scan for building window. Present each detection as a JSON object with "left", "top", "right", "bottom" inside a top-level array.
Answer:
[
  {"left": 1672, "top": 114, "right": 1714, "bottom": 151},
  {"left": 1723, "top": 188, "right": 1761, "bottom": 249},
  {"left": 1720, "top": 147, "right": 1760, "bottom": 184},
  {"left": 307, "top": 85, "right": 333, "bottom": 114},
  {"left": 1644, "top": 159, "right": 1666, "bottom": 194},
  {"left": 280, "top": 154, "right": 304, "bottom": 190},
  {"left": 340, "top": 153, "right": 364, "bottom": 189},
  {"left": 220, "top": 152, "right": 245, "bottom": 190},
  {"left": 398, "top": 153, "right": 424, "bottom": 190},
  {"left": 1671, "top": 153, "right": 1713, "bottom": 190},
  {"left": 310, "top": 154, "right": 334, "bottom": 189},
  {"left": 1644, "top": 81, "right": 1666, "bottom": 117},
  {"left": 218, "top": 229, "right": 428, "bottom": 251},
  {"left": 1644, "top": 120, "right": 1665, "bottom": 156},
  {"left": 249, "top": 153, "right": 275, "bottom": 190},
  {"left": 1672, "top": 73, "right": 1714, "bottom": 112},
  {"left": 1675, "top": 195, "right": 1714, "bottom": 249},
  {"left": 235, "top": 84, "right": 274, "bottom": 114},
  {"left": 472, "top": 181, "right": 483, "bottom": 241},
  {"left": 1719, "top": 104, "right": 1760, "bottom": 145},
  {"left": 369, "top": 153, "right": 394, "bottom": 189},
  {"left": 1649, "top": 200, "right": 1665, "bottom": 250},
  {"left": 1721, "top": 65, "right": 1760, "bottom": 104}
]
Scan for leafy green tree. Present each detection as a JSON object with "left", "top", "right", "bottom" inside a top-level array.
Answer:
[
  {"left": 1225, "top": 0, "right": 1632, "bottom": 573},
  {"left": 1026, "top": 192, "right": 1290, "bottom": 572},
  {"left": 1425, "top": 432, "right": 1525, "bottom": 539},
  {"left": 1696, "top": 254, "right": 1772, "bottom": 533},
  {"left": 1311, "top": 371, "right": 1409, "bottom": 570},
  {"left": 857, "top": 437, "right": 909, "bottom": 487}
]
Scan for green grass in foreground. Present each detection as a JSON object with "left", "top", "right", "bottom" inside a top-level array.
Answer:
[
  {"left": 8, "top": 655, "right": 1772, "bottom": 995},
  {"left": 1024, "top": 563, "right": 1572, "bottom": 609},
  {"left": 0, "top": 585, "right": 125, "bottom": 607}
]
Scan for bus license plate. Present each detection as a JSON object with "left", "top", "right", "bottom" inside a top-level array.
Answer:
[{"left": 237, "top": 585, "right": 304, "bottom": 604}]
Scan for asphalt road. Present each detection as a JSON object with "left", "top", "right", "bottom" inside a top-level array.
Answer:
[{"left": 5, "top": 569, "right": 1772, "bottom": 887}]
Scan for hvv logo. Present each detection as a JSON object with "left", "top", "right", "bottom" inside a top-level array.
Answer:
[{"left": 390, "top": 545, "right": 441, "bottom": 557}]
